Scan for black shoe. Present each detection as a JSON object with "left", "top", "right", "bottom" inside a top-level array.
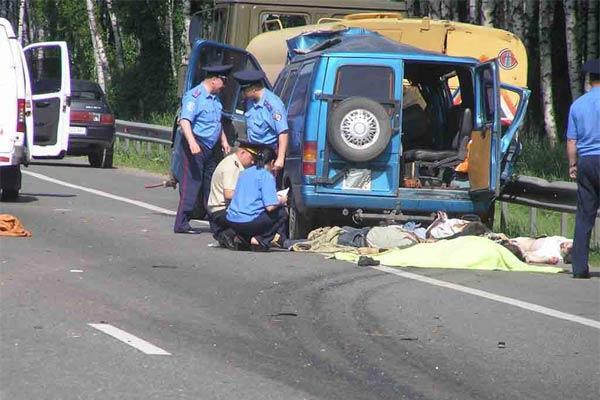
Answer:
[
  {"left": 233, "top": 235, "right": 251, "bottom": 251},
  {"left": 572, "top": 273, "right": 591, "bottom": 279},
  {"left": 174, "top": 228, "right": 202, "bottom": 234},
  {"left": 250, "top": 244, "right": 269, "bottom": 252}
]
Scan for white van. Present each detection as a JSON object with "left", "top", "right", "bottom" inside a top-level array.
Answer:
[{"left": 0, "top": 17, "right": 70, "bottom": 200}]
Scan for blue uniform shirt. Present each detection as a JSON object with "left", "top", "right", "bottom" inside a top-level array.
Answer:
[
  {"left": 566, "top": 86, "right": 600, "bottom": 157},
  {"left": 180, "top": 83, "right": 223, "bottom": 149},
  {"left": 226, "top": 166, "right": 279, "bottom": 223},
  {"left": 245, "top": 89, "right": 289, "bottom": 146}
]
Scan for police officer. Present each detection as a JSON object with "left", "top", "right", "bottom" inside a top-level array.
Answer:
[
  {"left": 225, "top": 146, "right": 288, "bottom": 251},
  {"left": 233, "top": 70, "right": 289, "bottom": 173},
  {"left": 566, "top": 59, "right": 600, "bottom": 279},
  {"left": 174, "top": 64, "right": 233, "bottom": 234},
  {"left": 206, "top": 140, "right": 260, "bottom": 244}
]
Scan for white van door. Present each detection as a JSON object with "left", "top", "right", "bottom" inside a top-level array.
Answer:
[{"left": 23, "top": 41, "right": 70, "bottom": 158}]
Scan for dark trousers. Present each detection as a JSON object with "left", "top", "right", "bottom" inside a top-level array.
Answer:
[
  {"left": 208, "top": 208, "right": 229, "bottom": 239},
  {"left": 174, "top": 136, "right": 218, "bottom": 232},
  {"left": 227, "top": 208, "right": 288, "bottom": 248},
  {"left": 572, "top": 155, "right": 600, "bottom": 276}
]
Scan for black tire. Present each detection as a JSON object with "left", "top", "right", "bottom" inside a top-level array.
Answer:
[
  {"left": 288, "top": 191, "right": 311, "bottom": 240},
  {"left": 327, "top": 96, "right": 392, "bottom": 162},
  {"left": 1, "top": 189, "right": 19, "bottom": 201},
  {"left": 88, "top": 149, "right": 103, "bottom": 168},
  {"left": 102, "top": 144, "right": 114, "bottom": 169}
]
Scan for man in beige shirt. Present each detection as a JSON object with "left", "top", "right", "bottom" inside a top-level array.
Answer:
[{"left": 207, "top": 141, "right": 259, "bottom": 242}]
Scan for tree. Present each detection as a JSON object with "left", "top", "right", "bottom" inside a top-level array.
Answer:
[
  {"left": 481, "top": 0, "right": 495, "bottom": 27},
  {"left": 85, "top": 0, "right": 110, "bottom": 91},
  {"left": 563, "top": 0, "right": 581, "bottom": 100},
  {"left": 105, "top": 0, "right": 124, "bottom": 71},
  {"left": 539, "top": 0, "right": 558, "bottom": 144},
  {"left": 166, "top": 0, "right": 176, "bottom": 79},
  {"left": 17, "top": 0, "right": 25, "bottom": 43},
  {"left": 179, "top": 0, "right": 191, "bottom": 67}
]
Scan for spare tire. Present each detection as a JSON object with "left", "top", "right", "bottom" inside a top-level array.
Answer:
[{"left": 327, "top": 97, "right": 392, "bottom": 162}]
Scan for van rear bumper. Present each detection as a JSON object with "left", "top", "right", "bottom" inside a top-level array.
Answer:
[
  {"left": 295, "top": 184, "right": 490, "bottom": 216},
  {"left": 0, "top": 145, "right": 28, "bottom": 167}
]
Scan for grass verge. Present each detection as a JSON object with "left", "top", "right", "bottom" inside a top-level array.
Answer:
[{"left": 114, "top": 139, "right": 170, "bottom": 175}]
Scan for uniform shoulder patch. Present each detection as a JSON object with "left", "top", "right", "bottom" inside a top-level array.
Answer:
[
  {"left": 192, "top": 89, "right": 201, "bottom": 98},
  {"left": 263, "top": 100, "right": 273, "bottom": 112},
  {"left": 273, "top": 112, "right": 282, "bottom": 121}
]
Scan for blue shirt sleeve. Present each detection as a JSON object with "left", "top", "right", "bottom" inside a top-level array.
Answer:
[
  {"left": 273, "top": 104, "right": 289, "bottom": 135},
  {"left": 566, "top": 104, "right": 578, "bottom": 140},
  {"left": 260, "top": 170, "right": 279, "bottom": 208},
  {"left": 180, "top": 92, "right": 197, "bottom": 122}
]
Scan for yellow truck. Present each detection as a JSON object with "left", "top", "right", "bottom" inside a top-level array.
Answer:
[{"left": 246, "top": 13, "right": 527, "bottom": 123}]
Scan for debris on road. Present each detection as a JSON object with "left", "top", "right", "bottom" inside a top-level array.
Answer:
[{"left": 0, "top": 214, "right": 32, "bottom": 237}]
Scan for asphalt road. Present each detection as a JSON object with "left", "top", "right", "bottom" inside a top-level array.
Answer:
[{"left": 1, "top": 158, "right": 599, "bottom": 400}]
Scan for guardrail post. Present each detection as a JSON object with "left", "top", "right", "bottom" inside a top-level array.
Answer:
[
  {"left": 500, "top": 202, "right": 508, "bottom": 232},
  {"left": 125, "top": 138, "right": 129, "bottom": 150},
  {"left": 529, "top": 207, "right": 537, "bottom": 236},
  {"left": 593, "top": 218, "right": 600, "bottom": 249},
  {"left": 560, "top": 213, "right": 568, "bottom": 237}
]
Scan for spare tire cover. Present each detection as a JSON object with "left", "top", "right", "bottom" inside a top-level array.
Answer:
[{"left": 327, "top": 96, "right": 392, "bottom": 162}]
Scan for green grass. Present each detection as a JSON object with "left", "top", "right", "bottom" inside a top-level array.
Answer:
[{"left": 114, "top": 139, "right": 171, "bottom": 175}]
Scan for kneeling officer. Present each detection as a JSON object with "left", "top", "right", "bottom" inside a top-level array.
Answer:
[{"left": 226, "top": 146, "right": 288, "bottom": 251}]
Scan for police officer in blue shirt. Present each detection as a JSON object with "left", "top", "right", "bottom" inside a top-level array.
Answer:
[
  {"left": 233, "top": 70, "right": 289, "bottom": 173},
  {"left": 225, "top": 146, "right": 288, "bottom": 251},
  {"left": 174, "top": 64, "right": 233, "bottom": 234},
  {"left": 566, "top": 59, "right": 600, "bottom": 278}
]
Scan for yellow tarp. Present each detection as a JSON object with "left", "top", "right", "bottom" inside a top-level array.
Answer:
[{"left": 334, "top": 236, "right": 563, "bottom": 273}]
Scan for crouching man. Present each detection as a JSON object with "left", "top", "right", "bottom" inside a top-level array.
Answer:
[
  {"left": 225, "top": 147, "right": 288, "bottom": 251},
  {"left": 207, "top": 141, "right": 260, "bottom": 245}
]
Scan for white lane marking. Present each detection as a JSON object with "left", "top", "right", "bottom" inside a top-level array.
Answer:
[
  {"left": 70, "top": 269, "right": 83, "bottom": 273},
  {"left": 23, "top": 170, "right": 180, "bottom": 217},
  {"left": 88, "top": 323, "right": 171, "bottom": 355},
  {"left": 25, "top": 170, "right": 599, "bottom": 330},
  {"left": 373, "top": 266, "right": 600, "bottom": 330}
]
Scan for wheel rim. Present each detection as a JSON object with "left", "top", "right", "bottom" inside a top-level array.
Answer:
[{"left": 339, "top": 109, "right": 380, "bottom": 150}]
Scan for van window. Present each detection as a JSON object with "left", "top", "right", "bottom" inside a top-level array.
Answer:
[
  {"left": 273, "top": 69, "right": 289, "bottom": 96},
  {"left": 260, "top": 13, "right": 308, "bottom": 32},
  {"left": 335, "top": 65, "right": 394, "bottom": 100},
  {"left": 288, "top": 62, "right": 314, "bottom": 116},
  {"left": 25, "top": 47, "right": 63, "bottom": 95},
  {"left": 481, "top": 67, "right": 495, "bottom": 123},
  {"left": 279, "top": 68, "right": 299, "bottom": 106}
]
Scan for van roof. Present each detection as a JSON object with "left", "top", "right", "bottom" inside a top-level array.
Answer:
[
  {"left": 0, "top": 18, "right": 16, "bottom": 38},
  {"left": 215, "top": 0, "right": 406, "bottom": 10},
  {"left": 290, "top": 32, "right": 478, "bottom": 65}
]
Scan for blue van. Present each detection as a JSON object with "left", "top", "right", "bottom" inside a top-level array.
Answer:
[{"left": 178, "top": 29, "right": 530, "bottom": 238}]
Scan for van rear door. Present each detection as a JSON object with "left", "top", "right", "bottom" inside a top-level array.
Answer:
[
  {"left": 469, "top": 59, "right": 501, "bottom": 196},
  {"left": 23, "top": 41, "right": 70, "bottom": 158}
]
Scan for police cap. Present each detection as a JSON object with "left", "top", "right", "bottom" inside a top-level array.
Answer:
[
  {"left": 236, "top": 139, "right": 263, "bottom": 157},
  {"left": 233, "top": 70, "right": 266, "bottom": 88},
  {"left": 582, "top": 59, "right": 600, "bottom": 75},
  {"left": 202, "top": 64, "right": 233, "bottom": 78}
]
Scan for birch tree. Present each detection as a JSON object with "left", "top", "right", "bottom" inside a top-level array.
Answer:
[
  {"left": 85, "top": 0, "right": 110, "bottom": 91},
  {"left": 468, "top": 0, "right": 479, "bottom": 24},
  {"left": 563, "top": 0, "right": 581, "bottom": 100},
  {"left": 17, "top": 0, "right": 25, "bottom": 43},
  {"left": 587, "top": 0, "right": 598, "bottom": 60},
  {"left": 539, "top": 0, "right": 558, "bottom": 144},
  {"left": 428, "top": 0, "right": 441, "bottom": 19},
  {"left": 166, "top": 0, "right": 176, "bottom": 79},
  {"left": 105, "top": 0, "right": 124, "bottom": 71},
  {"left": 179, "top": 0, "right": 191, "bottom": 68},
  {"left": 481, "top": 0, "right": 495, "bottom": 27}
]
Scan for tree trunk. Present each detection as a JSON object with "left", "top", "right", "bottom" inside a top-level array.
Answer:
[
  {"left": 179, "top": 0, "right": 191, "bottom": 67},
  {"left": 563, "top": 0, "right": 581, "bottom": 100},
  {"left": 468, "top": 0, "right": 479, "bottom": 24},
  {"left": 587, "top": 0, "right": 598, "bottom": 60},
  {"left": 166, "top": 0, "right": 176, "bottom": 80},
  {"left": 481, "top": 0, "right": 495, "bottom": 27},
  {"left": 440, "top": 0, "right": 451, "bottom": 20},
  {"left": 17, "top": 0, "right": 25, "bottom": 43},
  {"left": 539, "top": 0, "right": 558, "bottom": 145},
  {"left": 406, "top": 0, "right": 418, "bottom": 17},
  {"left": 85, "top": 0, "right": 110, "bottom": 91},
  {"left": 428, "top": 0, "right": 441, "bottom": 19},
  {"left": 105, "top": 0, "right": 124, "bottom": 71}
]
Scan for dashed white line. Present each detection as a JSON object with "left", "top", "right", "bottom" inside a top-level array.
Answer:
[
  {"left": 88, "top": 323, "right": 171, "bottom": 355},
  {"left": 27, "top": 169, "right": 599, "bottom": 331},
  {"left": 373, "top": 266, "right": 600, "bottom": 330}
]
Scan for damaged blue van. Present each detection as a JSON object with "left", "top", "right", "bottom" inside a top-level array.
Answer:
[{"left": 179, "top": 28, "right": 530, "bottom": 238}]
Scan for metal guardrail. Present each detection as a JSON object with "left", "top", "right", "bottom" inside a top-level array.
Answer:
[{"left": 115, "top": 119, "right": 599, "bottom": 245}]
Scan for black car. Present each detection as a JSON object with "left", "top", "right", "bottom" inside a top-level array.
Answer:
[{"left": 68, "top": 79, "right": 115, "bottom": 168}]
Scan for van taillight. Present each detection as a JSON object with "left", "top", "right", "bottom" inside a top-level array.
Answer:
[
  {"left": 302, "top": 141, "right": 317, "bottom": 176},
  {"left": 16, "top": 99, "right": 25, "bottom": 133}
]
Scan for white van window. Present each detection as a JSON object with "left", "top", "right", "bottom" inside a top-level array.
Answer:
[
  {"left": 25, "top": 47, "right": 62, "bottom": 95},
  {"left": 260, "top": 13, "right": 308, "bottom": 32}
]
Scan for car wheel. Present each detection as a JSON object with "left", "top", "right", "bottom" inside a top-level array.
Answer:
[
  {"left": 327, "top": 96, "right": 392, "bottom": 162},
  {"left": 288, "top": 191, "right": 311, "bottom": 240},
  {"left": 102, "top": 144, "right": 114, "bottom": 169},
  {"left": 88, "top": 149, "right": 103, "bottom": 168},
  {"left": 1, "top": 189, "right": 19, "bottom": 201}
]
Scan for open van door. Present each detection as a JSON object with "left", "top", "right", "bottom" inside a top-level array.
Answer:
[
  {"left": 23, "top": 41, "right": 70, "bottom": 158},
  {"left": 469, "top": 59, "right": 500, "bottom": 196}
]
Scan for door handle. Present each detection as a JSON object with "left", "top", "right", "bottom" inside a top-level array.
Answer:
[{"left": 36, "top": 101, "right": 51, "bottom": 108}]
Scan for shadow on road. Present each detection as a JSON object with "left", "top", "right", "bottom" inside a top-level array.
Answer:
[
  {"left": 30, "top": 161, "right": 92, "bottom": 168},
  {"left": 21, "top": 193, "right": 77, "bottom": 198}
]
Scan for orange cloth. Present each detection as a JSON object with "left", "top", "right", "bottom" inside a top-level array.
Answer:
[
  {"left": 455, "top": 140, "right": 472, "bottom": 173},
  {"left": 0, "top": 214, "right": 32, "bottom": 237}
]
